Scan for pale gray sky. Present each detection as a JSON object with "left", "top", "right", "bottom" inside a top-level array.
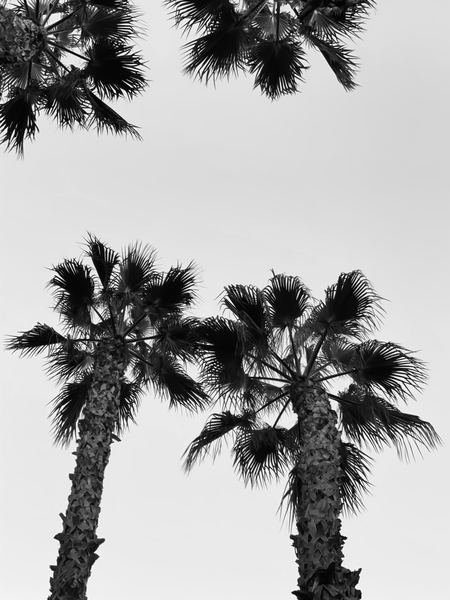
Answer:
[{"left": 1, "top": 1, "right": 449, "bottom": 599}]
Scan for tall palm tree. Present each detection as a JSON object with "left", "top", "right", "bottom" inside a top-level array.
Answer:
[
  {"left": 165, "top": 0, "right": 374, "bottom": 99},
  {"left": 0, "top": 0, "right": 146, "bottom": 154},
  {"left": 184, "top": 271, "right": 441, "bottom": 599},
  {"left": 6, "top": 235, "right": 207, "bottom": 600}
]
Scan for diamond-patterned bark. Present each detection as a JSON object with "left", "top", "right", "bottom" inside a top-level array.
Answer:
[
  {"left": 0, "top": 6, "right": 46, "bottom": 64},
  {"left": 48, "top": 339, "right": 125, "bottom": 600},
  {"left": 290, "top": 385, "right": 362, "bottom": 600}
]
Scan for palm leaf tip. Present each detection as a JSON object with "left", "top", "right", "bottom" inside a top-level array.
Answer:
[
  {"left": 165, "top": 0, "right": 228, "bottom": 31},
  {"left": 5, "top": 324, "right": 67, "bottom": 357},
  {"left": 85, "top": 233, "right": 120, "bottom": 290},
  {"left": 0, "top": 86, "right": 41, "bottom": 155},
  {"left": 182, "top": 5, "right": 248, "bottom": 82},
  {"left": 248, "top": 39, "right": 307, "bottom": 100},
  {"left": 183, "top": 410, "right": 255, "bottom": 471}
]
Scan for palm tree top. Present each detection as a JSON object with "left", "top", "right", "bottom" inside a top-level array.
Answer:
[
  {"left": 165, "top": 0, "right": 375, "bottom": 98},
  {"left": 184, "top": 270, "right": 441, "bottom": 516},
  {"left": 0, "top": 0, "right": 147, "bottom": 154},
  {"left": 6, "top": 234, "right": 208, "bottom": 445}
]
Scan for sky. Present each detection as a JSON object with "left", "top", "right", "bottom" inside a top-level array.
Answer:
[{"left": 1, "top": 1, "right": 449, "bottom": 599}]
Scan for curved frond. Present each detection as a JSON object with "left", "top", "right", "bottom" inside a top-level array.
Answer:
[
  {"left": 48, "top": 259, "right": 96, "bottom": 329},
  {"left": 232, "top": 425, "right": 292, "bottom": 487},
  {"left": 339, "top": 441, "right": 372, "bottom": 515},
  {"left": 312, "top": 270, "right": 383, "bottom": 339},
  {"left": 45, "top": 340, "right": 94, "bottom": 382},
  {"left": 165, "top": 0, "right": 228, "bottom": 32},
  {"left": 248, "top": 37, "right": 307, "bottom": 100},
  {"left": 85, "top": 233, "right": 120, "bottom": 290},
  {"left": 144, "top": 351, "right": 208, "bottom": 412},
  {"left": 182, "top": 5, "right": 248, "bottom": 82},
  {"left": 350, "top": 341, "right": 427, "bottom": 399},
  {"left": 116, "top": 378, "right": 143, "bottom": 434},
  {"left": 116, "top": 242, "right": 157, "bottom": 296},
  {"left": 0, "top": 86, "right": 41, "bottom": 155},
  {"left": 338, "top": 386, "right": 442, "bottom": 459},
  {"left": 265, "top": 273, "right": 310, "bottom": 330},
  {"left": 83, "top": 39, "right": 146, "bottom": 99},
  {"left": 183, "top": 410, "right": 256, "bottom": 471},
  {"left": 142, "top": 262, "right": 199, "bottom": 318},
  {"left": 49, "top": 374, "right": 92, "bottom": 446},
  {"left": 197, "top": 317, "right": 247, "bottom": 392},
  {"left": 149, "top": 316, "right": 202, "bottom": 361},
  {"left": 85, "top": 87, "right": 142, "bottom": 139},
  {"left": 5, "top": 323, "right": 67, "bottom": 357},
  {"left": 223, "top": 284, "right": 268, "bottom": 349}
]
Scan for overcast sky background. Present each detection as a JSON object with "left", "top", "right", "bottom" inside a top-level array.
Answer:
[{"left": 1, "top": 1, "right": 449, "bottom": 598}]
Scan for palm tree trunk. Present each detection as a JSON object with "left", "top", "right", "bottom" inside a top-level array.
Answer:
[
  {"left": 0, "top": 5, "right": 46, "bottom": 64},
  {"left": 48, "top": 339, "right": 125, "bottom": 600},
  {"left": 290, "top": 385, "right": 362, "bottom": 600}
]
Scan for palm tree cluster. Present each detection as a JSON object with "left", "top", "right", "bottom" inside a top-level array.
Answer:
[
  {"left": 6, "top": 235, "right": 207, "bottom": 600},
  {"left": 165, "top": 0, "right": 374, "bottom": 98},
  {"left": 0, "top": 0, "right": 146, "bottom": 154},
  {"left": 184, "top": 271, "right": 440, "bottom": 598},
  {"left": 6, "top": 241, "right": 441, "bottom": 599}
]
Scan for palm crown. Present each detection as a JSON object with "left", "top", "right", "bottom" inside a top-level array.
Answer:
[
  {"left": 0, "top": 0, "right": 146, "bottom": 154},
  {"left": 185, "top": 271, "right": 440, "bottom": 516},
  {"left": 7, "top": 234, "right": 207, "bottom": 445},
  {"left": 166, "top": 0, "right": 374, "bottom": 99}
]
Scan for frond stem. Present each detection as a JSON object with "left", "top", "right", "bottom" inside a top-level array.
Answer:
[
  {"left": 272, "top": 395, "right": 291, "bottom": 428},
  {"left": 303, "top": 326, "right": 328, "bottom": 380}
]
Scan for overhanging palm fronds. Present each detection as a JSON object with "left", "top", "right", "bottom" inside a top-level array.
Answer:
[
  {"left": 0, "top": 0, "right": 147, "bottom": 154},
  {"left": 167, "top": 0, "right": 375, "bottom": 98}
]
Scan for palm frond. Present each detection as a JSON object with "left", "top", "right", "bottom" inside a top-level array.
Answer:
[
  {"left": 264, "top": 273, "right": 310, "bottom": 330},
  {"left": 223, "top": 284, "right": 268, "bottom": 349},
  {"left": 338, "top": 386, "right": 442, "bottom": 459},
  {"left": 339, "top": 441, "right": 372, "bottom": 515},
  {"left": 48, "top": 259, "right": 96, "bottom": 329},
  {"left": 84, "top": 87, "right": 142, "bottom": 139},
  {"left": 165, "top": 0, "right": 228, "bottom": 32},
  {"left": 142, "top": 262, "right": 199, "bottom": 318},
  {"left": 182, "top": 5, "right": 248, "bottom": 82},
  {"left": 149, "top": 316, "right": 202, "bottom": 361},
  {"left": 350, "top": 341, "right": 427, "bottom": 400},
  {"left": 198, "top": 317, "right": 247, "bottom": 391},
  {"left": 5, "top": 323, "right": 67, "bottom": 357},
  {"left": 232, "top": 425, "right": 292, "bottom": 487},
  {"left": 85, "top": 233, "right": 120, "bottom": 290},
  {"left": 45, "top": 70, "right": 88, "bottom": 129},
  {"left": 309, "top": 35, "right": 358, "bottom": 91},
  {"left": 0, "top": 86, "right": 41, "bottom": 155},
  {"left": 145, "top": 352, "right": 208, "bottom": 412},
  {"left": 78, "top": 4, "right": 140, "bottom": 41},
  {"left": 49, "top": 374, "right": 92, "bottom": 446},
  {"left": 312, "top": 271, "right": 383, "bottom": 339},
  {"left": 248, "top": 37, "right": 307, "bottom": 100},
  {"left": 183, "top": 410, "right": 256, "bottom": 471},
  {"left": 83, "top": 39, "right": 146, "bottom": 99},
  {"left": 116, "top": 242, "right": 157, "bottom": 296},
  {"left": 116, "top": 378, "right": 143, "bottom": 434},
  {"left": 45, "top": 340, "right": 94, "bottom": 382}
]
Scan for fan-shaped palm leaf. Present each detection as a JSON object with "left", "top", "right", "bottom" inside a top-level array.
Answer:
[
  {"left": 223, "top": 284, "right": 268, "bottom": 348},
  {"left": 312, "top": 270, "right": 383, "bottom": 338},
  {"left": 183, "top": 410, "right": 256, "bottom": 470},
  {"left": 338, "top": 387, "right": 441, "bottom": 459},
  {"left": 116, "top": 242, "right": 157, "bottom": 296},
  {"left": 0, "top": 84, "right": 41, "bottom": 153},
  {"left": 142, "top": 263, "right": 198, "bottom": 318},
  {"left": 248, "top": 37, "right": 307, "bottom": 99},
  {"left": 49, "top": 373, "right": 93, "bottom": 446},
  {"left": 232, "top": 425, "right": 292, "bottom": 486},
  {"left": 5, "top": 323, "right": 67, "bottom": 357},
  {"left": 182, "top": 5, "right": 249, "bottom": 81},
  {"left": 349, "top": 341, "right": 427, "bottom": 399},
  {"left": 264, "top": 273, "right": 310, "bottom": 330},
  {"left": 165, "top": 0, "right": 228, "bottom": 31},
  {"left": 85, "top": 233, "right": 120, "bottom": 290}
]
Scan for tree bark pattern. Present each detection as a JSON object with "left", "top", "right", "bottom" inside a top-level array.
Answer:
[
  {"left": 48, "top": 339, "right": 125, "bottom": 600},
  {"left": 0, "top": 6, "right": 46, "bottom": 64},
  {"left": 290, "top": 385, "right": 361, "bottom": 600}
]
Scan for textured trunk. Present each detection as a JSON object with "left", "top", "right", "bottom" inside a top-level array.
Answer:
[
  {"left": 48, "top": 339, "right": 125, "bottom": 600},
  {"left": 290, "top": 385, "right": 361, "bottom": 600},
  {"left": 0, "top": 5, "right": 46, "bottom": 64}
]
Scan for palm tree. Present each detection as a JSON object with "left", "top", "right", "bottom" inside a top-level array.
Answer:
[
  {"left": 0, "top": 0, "right": 146, "bottom": 154},
  {"left": 6, "top": 235, "right": 207, "bottom": 600},
  {"left": 165, "top": 0, "right": 374, "bottom": 99},
  {"left": 184, "top": 271, "right": 441, "bottom": 599}
]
